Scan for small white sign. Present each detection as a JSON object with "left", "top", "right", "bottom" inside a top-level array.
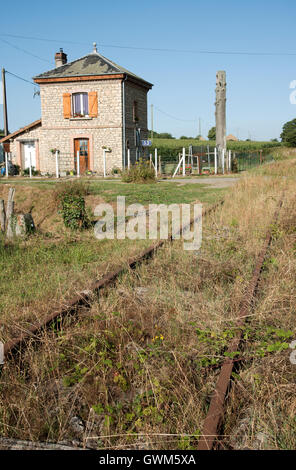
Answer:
[{"left": 141, "top": 140, "right": 152, "bottom": 147}]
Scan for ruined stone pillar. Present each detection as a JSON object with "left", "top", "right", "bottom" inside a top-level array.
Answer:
[{"left": 215, "top": 71, "right": 226, "bottom": 169}]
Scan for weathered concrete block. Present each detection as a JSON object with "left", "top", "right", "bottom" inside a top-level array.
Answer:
[{"left": 15, "top": 213, "right": 35, "bottom": 237}]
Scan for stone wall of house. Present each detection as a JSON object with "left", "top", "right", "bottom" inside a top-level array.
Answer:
[
  {"left": 124, "top": 80, "right": 149, "bottom": 165},
  {"left": 9, "top": 126, "right": 41, "bottom": 168},
  {"left": 38, "top": 79, "right": 123, "bottom": 174},
  {"left": 7, "top": 77, "right": 151, "bottom": 175}
]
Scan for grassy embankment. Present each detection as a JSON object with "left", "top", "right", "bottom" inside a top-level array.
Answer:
[
  {"left": 0, "top": 179, "right": 225, "bottom": 341},
  {"left": 1, "top": 155, "right": 295, "bottom": 449}
]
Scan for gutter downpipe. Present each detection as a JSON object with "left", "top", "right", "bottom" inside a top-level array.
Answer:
[{"left": 122, "top": 75, "right": 127, "bottom": 169}]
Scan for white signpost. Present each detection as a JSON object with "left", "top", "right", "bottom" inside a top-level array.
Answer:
[
  {"left": 29, "top": 152, "right": 32, "bottom": 178},
  {"left": 77, "top": 150, "right": 80, "bottom": 177},
  {"left": 127, "top": 148, "right": 130, "bottom": 170},
  {"left": 5, "top": 152, "right": 8, "bottom": 177},
  {"left": 55, "top": 150, "right": 59, "bottom": 178}
]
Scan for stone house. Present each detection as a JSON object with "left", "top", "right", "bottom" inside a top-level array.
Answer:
[
  {"left": 226, "top": 134, "right": 238, "bottom": 142},
  {"left": 0, "top": 44, "right": 153, "bottom": 175}
]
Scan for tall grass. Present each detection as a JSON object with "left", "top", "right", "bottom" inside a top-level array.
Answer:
[{"left": 1, "top": 159, "right": 294, "bottom": 449}]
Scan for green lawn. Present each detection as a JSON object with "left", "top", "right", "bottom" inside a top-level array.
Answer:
[
  {"left": 88, "top": 180, "right": 226, "bottom": 205},
  {"left": 0, "top": 178, "right": 227, "bottom": 205}
]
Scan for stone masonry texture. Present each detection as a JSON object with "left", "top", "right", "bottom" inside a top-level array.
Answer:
[{"left": 9, "top": 77, "right": 150, "bottom": 175}]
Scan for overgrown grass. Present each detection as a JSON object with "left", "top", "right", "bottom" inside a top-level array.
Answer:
[
  {"left": 1, "top": 160, "right": 295, "bottom": 449},
  {"left": 224, "top": 184, "right": 296, "bottom": 449},
  {"left": 0, "top": 180, "right": 224, "bottom": 340}
]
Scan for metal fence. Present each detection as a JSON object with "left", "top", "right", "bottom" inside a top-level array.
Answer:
[
  {"left": 150, "top": 147, "right": 276, "bottom": 176},
  {"left": 234, "top": 150, "right": 274, "bottom": 172}
]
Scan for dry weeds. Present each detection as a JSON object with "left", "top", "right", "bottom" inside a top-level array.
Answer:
[{"left": 0, "top": 159, "right": 295, "bottom": 449}]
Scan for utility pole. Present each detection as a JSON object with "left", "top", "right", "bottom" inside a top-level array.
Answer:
[
  {"left": 2, "top": 68, "right": 8, "bottom": 136},
  {"left": 151, "top": 104, "right": 154, "bottom": 141},
  {"left": 215, "top": 71, "right": 226, "bottom": 169},
  {"left": 199, "top": 117, "right": 201, "bottom": 137}
]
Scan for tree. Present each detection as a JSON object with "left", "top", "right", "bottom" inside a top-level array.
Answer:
[
  {"left": 149, "top": 131, "right": 175, "bottom": 139},
  {"left": 280, "top": 119, "right": 296, "bottom": 147},
  {"left": 208, "top": 126, "right": 216, "bottom": 140}
]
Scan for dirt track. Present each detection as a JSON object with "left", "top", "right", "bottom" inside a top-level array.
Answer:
[{"left": 164, "top": 176, "right": 240, "bottom": 188}]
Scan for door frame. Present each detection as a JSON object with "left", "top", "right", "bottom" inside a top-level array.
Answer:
[
  {"left": 74, "top": 138, "right": 90, "bottom": 174},
  {"left": 17, "top": 139, "right": 40, "bottom": 171},
  {"left": 22, "top": 140, "right": 37, "bottom": 170},
  {"left": 71, "top": 135, "right": 94, "bottom": 172}
]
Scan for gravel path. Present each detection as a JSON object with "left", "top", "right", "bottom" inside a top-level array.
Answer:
[{"left": 163, "top": 176, "right": 240, "bottom": 188}]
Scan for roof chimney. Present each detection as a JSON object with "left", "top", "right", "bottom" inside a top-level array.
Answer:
[
  {"left": 55, "top": 48, "right": 67, "bottom": 68},
  {"left": 92, "top": 42, "right": 98, "bottom": 54}
]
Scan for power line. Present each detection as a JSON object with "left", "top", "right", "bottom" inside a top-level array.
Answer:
[
  {"left": 0, "top": 38, "right": 52, "bottom": 64},
  {"left": 154, "top": 106, "right": 196, "bottom": 122},
  {"left": 1, "top": 33, "right": 296, "bottom": 56},
  {"left": 0, "top": 33, "right": 88, "bottom": 46},
  {"left": 5, "top": 70, "right": 38, "bottom": 87}
]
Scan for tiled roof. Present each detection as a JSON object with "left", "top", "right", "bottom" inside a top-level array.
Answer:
[
  {"left": 34, "top": 51, "right": 153, "bottom": 88},
  {"left": 0, "top": 119, "right": 41, "bottom": 143}
]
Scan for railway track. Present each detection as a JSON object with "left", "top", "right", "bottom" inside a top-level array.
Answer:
[
  {"left": 0, "top": 194, "right": 285, "bottom": 450},
  {"left": 197, "top": 194, "right": 284, "bottom": 450},
  {"left": 2, "top": 200, "right": 222, "bottom": 363}
]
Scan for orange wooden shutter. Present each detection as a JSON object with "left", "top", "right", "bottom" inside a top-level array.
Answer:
[
  {"left": 63, "top": 93, "right": 71, "bottom": 118},
  {"left": 88, "top": 91, "right": 98, "bottom": 117}
]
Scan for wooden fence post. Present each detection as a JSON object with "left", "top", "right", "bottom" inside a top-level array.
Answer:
[
  {"left": 6, "top": 187, "right": 15, "bottom": 239},
  {"left": 0, "top": 200, "right": 5, "bottom": 232}
]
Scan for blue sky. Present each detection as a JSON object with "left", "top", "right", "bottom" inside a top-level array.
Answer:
[{"left": 0, "top": 0, "right": 296, "bottom": 140}]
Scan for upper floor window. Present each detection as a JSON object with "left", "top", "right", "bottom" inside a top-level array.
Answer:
[
  {"left": 63, "top": 91, "right": 98, "bottom": 119},
  {"left": 72, "top": 92, "right": 89, "bottom": 117},
  {"left": 133, "top": 101, "right": 139, "bottom": 122}
]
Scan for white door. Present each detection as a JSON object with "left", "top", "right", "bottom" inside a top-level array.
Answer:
[{"left": 23, "top": 142, "right": 36, "bottom": 169}]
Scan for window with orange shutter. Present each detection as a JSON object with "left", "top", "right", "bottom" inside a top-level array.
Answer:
[
  {"left": 63, "top": 91, "right": 97, "bottom": 119},
  {"left": 88, "top": 92, "right": 98, "bottom": 118},
  {"left": 63, "top": 93, "right": 71, "bottom": 119}
]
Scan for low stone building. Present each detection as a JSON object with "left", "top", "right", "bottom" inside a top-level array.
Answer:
[
  {"left": 226, "top": 134, "right": 238, "bottom": 142},
  {"left": 1, "top": 44, "right": 153, "bottom": 175}
]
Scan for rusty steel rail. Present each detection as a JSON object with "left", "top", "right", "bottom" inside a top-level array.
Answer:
[
  {"left": 3, "top": 200, "right": 222, "bottom": 361},
  {"left": 197, "top": 195, "right": 284, "bottom": 450}
]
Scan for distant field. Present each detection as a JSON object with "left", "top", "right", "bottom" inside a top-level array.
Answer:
[{"left": 151, "top": 138, "right": 282, "bottom": 156}]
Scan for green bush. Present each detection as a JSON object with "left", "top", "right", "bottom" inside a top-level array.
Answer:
[
  {"left": 280, "top": 119, "right": 296, "bottom": 147},
  {"left": 231, "top": 157, "right": 239, "bottom": 173},
  {"left": 22, "top": 166, "right": 40, "bottom": 176},
  {"left": 55, "top": 181, "right": 90, "bottom": 230},
  {"left": 122, "top": 159, "right": 156, "bottom": 183},
  {"left": 111, "top": 166, "right": 122, "bottom": 175}
]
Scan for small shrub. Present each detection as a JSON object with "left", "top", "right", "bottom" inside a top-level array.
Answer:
[
  {"left": 122, "top": 159, "right": 156, "bottom": 183},
  {"left": 111, "top": 166, "right": 122, "bottom": 176},
  {"left": 54, "top": 180, "right": 90, "bottom": 200},
  {"left": 231, "top": 157, "right": 239, "bottom": 173},
  {"left": 55, "top": 181, "right": 90, "bottom": 230},
  {"left": 22, "top": 166, "right": 40, "bottom": 176}
]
